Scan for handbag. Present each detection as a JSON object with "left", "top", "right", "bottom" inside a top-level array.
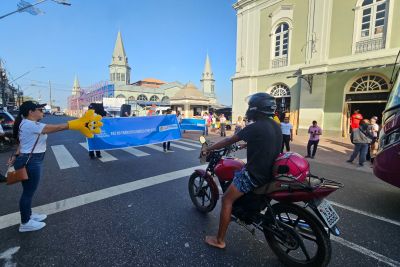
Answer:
[{"left": 6, "top": 135, "right": 40, "bottom": 185}]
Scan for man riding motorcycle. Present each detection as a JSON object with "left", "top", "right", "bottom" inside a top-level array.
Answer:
[{"left": 203, "top": 92, "right": 282, "bottom": 249}]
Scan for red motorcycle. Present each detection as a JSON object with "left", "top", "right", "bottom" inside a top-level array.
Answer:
[{"left": 188, "top": 137, "right": 343, "bottom": 267}]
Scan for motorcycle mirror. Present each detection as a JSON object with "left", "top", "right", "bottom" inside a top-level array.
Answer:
[{"left": 199, "top": 136, "right": 206, "bottom": 144}]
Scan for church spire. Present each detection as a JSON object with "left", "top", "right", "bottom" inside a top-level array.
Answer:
[
  {"left": 111, "top": 31, "right": 128, "bottom": 65},
  {"left": 72, "top": 75, "right": 80, "bottom": 96},
  {"left": 201, "top": 54, "right": 216, "bottom": 102}
]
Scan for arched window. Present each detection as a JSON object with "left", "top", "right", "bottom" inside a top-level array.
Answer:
[
  {"left": 161, "top": 96, "right": 170, "bottom": 103},
  {"left": 271, "top": 22, "right": 290, "bottom": 68},
  {"left": 150, "top": 95, "right": 159, "bottom": 102},
  {"left": 127, "top": 96, "right": 135, "bottom": 104},
  {"left": 137, "top": 94, "right": 148, "bottom": 101},
  {"left": 355, "top": 0, "right": 387, "bottom": 53},
  {"left": 270, "top": 83, "right": 291, "bottom": 97},
  {"left": 349, "top": 74, "right": 389, "bottom": 92},
  {"left": 116, "top": 94, "right": 126, "bottom": 99}
]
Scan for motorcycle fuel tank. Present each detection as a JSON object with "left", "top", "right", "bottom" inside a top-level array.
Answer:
[{"left": 215, "top": 158, "right": 245, "bottom": 181}]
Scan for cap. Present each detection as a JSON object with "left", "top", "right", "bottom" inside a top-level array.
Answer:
[
  {"left": 19, "top": 101, "right": 46, "bottom": 116},
  {"left": 371, "top": 116, "right": 378, "bottom": 120}
]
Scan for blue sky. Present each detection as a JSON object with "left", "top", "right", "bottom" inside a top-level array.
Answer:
[{"left": 0, "top": 0, "right": 237, "bottom": 108}]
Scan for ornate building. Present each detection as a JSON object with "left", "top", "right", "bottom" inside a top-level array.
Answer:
[{"left": 232, "top": 0, "right": 399, "bottom": 136}]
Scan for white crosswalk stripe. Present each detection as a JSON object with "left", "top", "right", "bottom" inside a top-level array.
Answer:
[
  {"left": 170, "top": 143, "right": 195, "bottom": 151},
  {"left": 173, "top": 140, "right": 202, "bottom": 148},
  {"left": 122, "top": 147, "right": 150, "bottom": 157},
  {"left": 51, "top": 145, "right": 79, "bottom": 169},
  {"left": 79, "top": 143, "right": 117, "bottom": 162},
  {"left": 145, "top": 144, "right": 173, "bottom": 152},
  {"left": 182, "top": 138, "right": 200, "bottom": 144}
]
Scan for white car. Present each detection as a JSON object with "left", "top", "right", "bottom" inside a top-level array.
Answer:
[{"left": 53, "top": 111, "right": 65, "bottom": 116}]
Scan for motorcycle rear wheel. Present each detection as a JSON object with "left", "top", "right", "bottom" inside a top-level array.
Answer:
[
  {"left": 188, "top": 172, "right": 217, "bottom": 213},
  {"left": 264, "top": 203, "right": 331, "bottom": 267}
]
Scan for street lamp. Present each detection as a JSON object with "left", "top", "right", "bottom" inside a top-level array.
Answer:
[{"left": 0, "top": 0, "right": 71, "bottom": 20}]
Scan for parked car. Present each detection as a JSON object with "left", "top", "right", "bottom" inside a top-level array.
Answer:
[
  {"left": 53, "top": 111, "right": 65, "bottom": 116},
  {"left": 0, "top": 110, "right": 15, "bottom": 134}
]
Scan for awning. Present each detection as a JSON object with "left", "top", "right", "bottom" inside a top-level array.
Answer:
[{"left": 287, "top": 63, "right": 394, "bottom": 79}]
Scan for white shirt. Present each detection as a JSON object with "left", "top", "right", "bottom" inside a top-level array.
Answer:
[
  {"left": 19, "top": 119, "right": 47, "bottom": 153},
  {"left": 220, "top": 117, "right": 227, "bottom": 123},
  {"left": 280, "top": 122, "right": 293, "bottom": 135}
]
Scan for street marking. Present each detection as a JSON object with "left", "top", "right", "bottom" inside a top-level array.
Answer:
[
  {"left": 122, "top": 147, "right": 150, "bottom": 157},
  {"left": 51, "top": 145, "right": 79, "bottom": 169},
  {"left": 0, "top": 246, "right": 20, "bottom": 267},
  {"left": 79, "top": 143, "right": 117, "bottom": 162},
  {"left": 0, "top": 163, "right": 206, "bottom": 230},
  {"left": 330, "top": 201, "right": 400, "bottom": 227},
  {"left": 182, "top": 138, "right": 201, "bottom": 144},
  {"left": 170, "top": 143, "right": 195, "bottom": 151},
  {"left": 332, "top": 236, "right": 400, "bottom": 267},
  {"left": 145, "top": 144, "right": 172, "bottom": 152},
  {"left": 174, "top": 140, "right": 202, "bottom": 148}
]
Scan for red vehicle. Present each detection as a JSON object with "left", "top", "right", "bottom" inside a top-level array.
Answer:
[
  {"left": 373, "top": 51, "right": 400, "bottom": 187},
  {"left": 188, "top": 137, "right": 343, "bottom": 267}
]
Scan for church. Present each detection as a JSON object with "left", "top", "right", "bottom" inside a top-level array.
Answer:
[{"left": 67, "top": 31, "right": 220, "bottom": 117}]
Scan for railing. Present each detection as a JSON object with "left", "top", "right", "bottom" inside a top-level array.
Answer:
[
  {"left": 355, "top": 37, "right": 385, "bottom": 53},
  {"left": 272, "top": 56, "right": 288, "bottom": 68}
]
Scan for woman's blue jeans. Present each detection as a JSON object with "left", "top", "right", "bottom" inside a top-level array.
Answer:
[{"left": 14, "top": 153, "right": 45, "bottom": 224}]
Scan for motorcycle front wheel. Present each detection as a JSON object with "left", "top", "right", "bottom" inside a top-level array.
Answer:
[
  {"left": 264, "top": 203, "right": 331, "bottom": 267},
  {"left": 188, "top": 172, "right": 217, "bottom": 213}
]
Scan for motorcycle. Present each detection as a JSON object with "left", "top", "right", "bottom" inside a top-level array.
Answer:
[
  {"left": 188, "top": 136, "right": 343, "bottom": 267},
  {"left": 0, "top": 132, "right": 17, "bottom": 153}
]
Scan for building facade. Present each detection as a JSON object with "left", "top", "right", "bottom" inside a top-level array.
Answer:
[
  {"left": 68, "top": 32, "right": 218, "bottom": 117},
  {"left": 232, "top": 0, "right": 400, "bottom": 136}
]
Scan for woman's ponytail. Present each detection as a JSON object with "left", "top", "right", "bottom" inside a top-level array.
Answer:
[{"left": 13, "top": 114, "right": 22, "bottom": 141}]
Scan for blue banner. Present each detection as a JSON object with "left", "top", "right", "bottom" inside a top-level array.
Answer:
[
  {"left": 180, "top": 118, "right": 206, "bottom": 131},
  {"left": 87, "top": 115, "right": 182, "bottom": 151}
]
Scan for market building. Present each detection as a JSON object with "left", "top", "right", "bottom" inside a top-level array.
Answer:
[
  {"left": 232, "top": 0, "right": 400, "bottom": 136},
  {"left": 67, "top": 31, "right": 219, "bottom": 117}
]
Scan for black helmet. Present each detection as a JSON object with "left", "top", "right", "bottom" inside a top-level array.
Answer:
[{"left": 245, "top": 92, "right": 276, "bottom": 120}]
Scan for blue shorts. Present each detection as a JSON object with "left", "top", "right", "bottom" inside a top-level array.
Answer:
[{"left": 232, "top": 169, "right": 257, "bottom": 194}]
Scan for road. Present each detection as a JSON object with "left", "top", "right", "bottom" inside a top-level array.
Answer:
[{"left": 0, "top": 115, "right": 399, "bottom": 267}]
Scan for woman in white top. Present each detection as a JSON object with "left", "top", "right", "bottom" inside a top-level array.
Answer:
[{"left": 10, "top": 101, "right": 101, "bottom": 232}]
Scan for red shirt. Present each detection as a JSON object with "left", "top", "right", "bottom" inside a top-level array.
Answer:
[{"left": 351, "top": 113, "right": 363, "bottom": 129}]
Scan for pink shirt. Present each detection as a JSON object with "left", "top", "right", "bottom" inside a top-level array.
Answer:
[{"left": 308, "top": 126, "right": 322, "bottom": 141}]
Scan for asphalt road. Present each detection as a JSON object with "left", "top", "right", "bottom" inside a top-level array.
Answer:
[{"left": 0, "top": 115, "right": 399, "bottom": 267}]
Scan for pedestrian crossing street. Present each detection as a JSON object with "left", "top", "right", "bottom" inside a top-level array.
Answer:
[{"left": 50, "top": 139, "right": 202, "bottom": 170}]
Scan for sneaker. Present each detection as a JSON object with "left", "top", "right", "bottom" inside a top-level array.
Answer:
[
  {"left": 19, "top": 219, "right": 46, "bottom": 232},
  {"left": 163, "top": 149, "right": 167, "bottom": 153},
  {"left": 96, "top": 154, "right": 102, "bottom": 158},
  {"left": 305, "top": 155, "right": 311, "bottom": 158},
  {"left": 167, "top": 148, "right": 173, "bottom": 152},
  {"left": 31, "top": 213, "right": 47, "bottom": 222},
  {"left": 346, "top": 160, "right": 353, "bottom": 163},
  {"left": 359, "top": 163, "right": 364, "bottom": 167},
  {"left": 311, "top": 156, "right": 315, "bottom": 159}
]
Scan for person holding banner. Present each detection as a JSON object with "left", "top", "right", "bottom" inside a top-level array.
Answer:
[
  {"left": 88, "top": 103, "right": 106, "bottom": 159},
  {"left": 9, "top": 101, "right": 101, "bottom": 232},
  {"left": 220, "top": 114, "right": 227, "bottom": 137},
  {"left": 163, "top": 109, "right": 173, "bottom": 152}
]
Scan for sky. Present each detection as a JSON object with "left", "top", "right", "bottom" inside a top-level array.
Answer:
[{"left": 0, "top": 0, "right": 238, "bottom": 108}]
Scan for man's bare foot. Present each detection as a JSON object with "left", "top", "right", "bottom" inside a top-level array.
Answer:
[{"left": 205, "top": 236, "right": 226, "bottom": 249}]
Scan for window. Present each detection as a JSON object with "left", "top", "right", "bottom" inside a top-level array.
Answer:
[
  {"left": 112, "top": 73, "right": 115, "bottom": 81},
  {"left": 116, "top": 73, "right": 121, "bottom": 81},
  {"left": 137, "top": 94, "right": 148, "bottom": 101},
  {"left": 349, "top": 74, "right": 388, "bottom": 92},
  {"left": 121, "top": 73, "right": 125, "bottom": 82},
  {"left": 116, "top": 94, "right": 126, "bottom": 99},
  {"left": 150, "top": 95, "right": 159, "bottom": 102},
  {"left": 355, "top": 0, "right": 387, "bottom": 53},
  {"left": 127, "top": 96, "right": 135, "bottom": 104},
  {"left": 270, "top": 83, "right": 291, "bottom": 97},
  {"left": 271, "top": 22, "right": 290, "bottom": 68},
  {"left": 161, "top": 96, "right": 170, "bottom": 103}
]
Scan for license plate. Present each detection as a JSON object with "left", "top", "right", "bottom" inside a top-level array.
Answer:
[{"left": 317, "top": 199, "right": 340, "bottom": 228}]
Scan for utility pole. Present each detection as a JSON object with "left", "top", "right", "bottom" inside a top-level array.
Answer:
[
  {"left": 0, "top": 60, "right": 7, "bottom": 109},
  {"left": 49, "top": 80, "right": 52, "bottom": 108}
]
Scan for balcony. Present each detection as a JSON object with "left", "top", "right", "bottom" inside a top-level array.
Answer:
[
  {"left": 355, "top": 37, "right": 385, "bottom": 54},
  {"left": 272, "top": 56, "right": 288, "bottom": 68}
]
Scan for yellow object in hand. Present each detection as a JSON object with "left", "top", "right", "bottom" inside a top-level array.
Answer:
[{"left": 68, "top": 110, "right": 103, "bottom": 138}]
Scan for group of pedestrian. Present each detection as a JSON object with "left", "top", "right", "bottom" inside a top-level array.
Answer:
[{"left": 347, "top": 110, "right": 379, "bottom": 167}]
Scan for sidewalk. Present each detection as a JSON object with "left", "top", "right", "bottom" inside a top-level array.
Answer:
[{"left": 182, "top": 128, "right": 373, "bottom": 174}]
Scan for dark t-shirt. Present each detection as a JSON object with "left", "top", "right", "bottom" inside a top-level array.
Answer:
[{"left": 237, "top": 118, "right": 282, "bottom": 186}]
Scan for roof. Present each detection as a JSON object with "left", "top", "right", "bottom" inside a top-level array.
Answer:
[
  {"left": 141, "top": 78, "right": 166, "bottom": 84},
  {"left": 170, "top": 82, "right": 209, "bottom": 101}
]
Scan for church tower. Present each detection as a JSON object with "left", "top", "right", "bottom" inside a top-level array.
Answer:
[
  {"left": 72, "top": 75, "right": 81, "bottom": 96},
  {"left": 200, "top": 54, "right": 216, "bottom": 102},
  {"left": 109, "top": 31, "right": 131, "bottom": 85}
]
